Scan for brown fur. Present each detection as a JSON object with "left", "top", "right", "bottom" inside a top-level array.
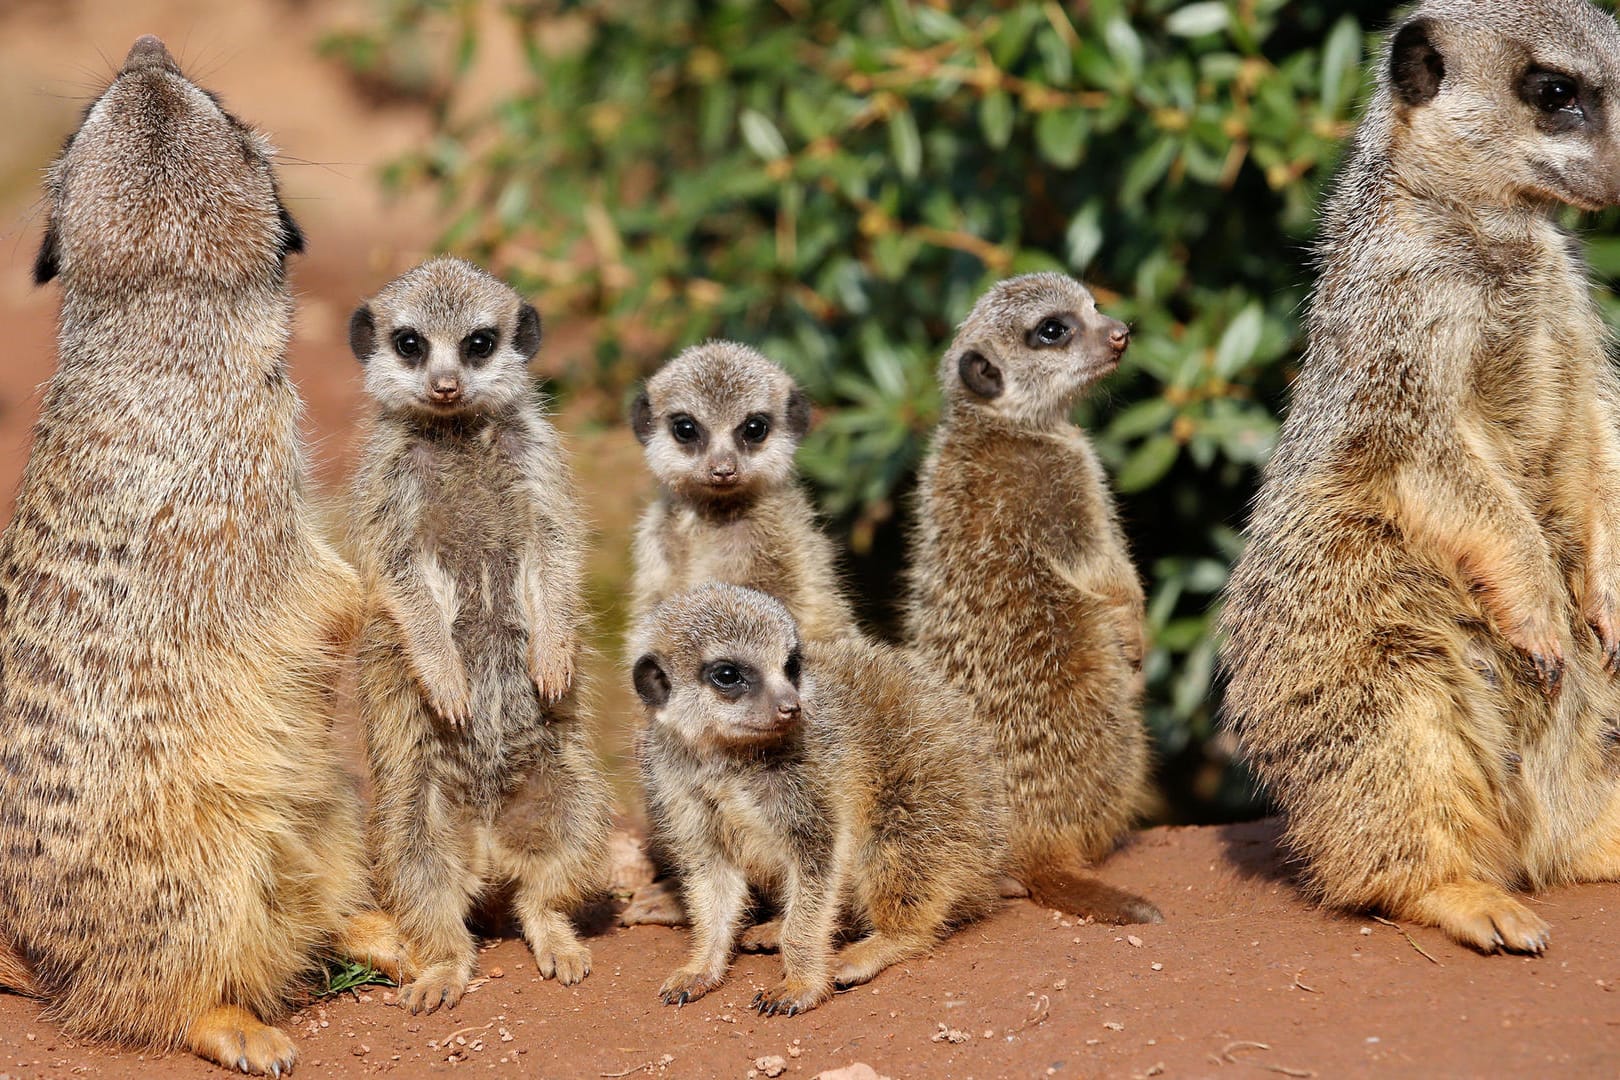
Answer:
[
  {"left": 905, "top": 273, "right": 1160, "bottom": 925},
  {"left": 0, "top": 37, "right": 402, "bottom": 1073},
  {"left": 1220, "top": 0, "right": 1620, "bottom": 954},
  {"left": 632, "top": 585, "right": 1004, "bottom": 1016},
  {"left": 348, "top": 258, "right": 610, "bottom": 1014}
]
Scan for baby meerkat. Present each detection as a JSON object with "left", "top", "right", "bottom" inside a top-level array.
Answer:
[
  {"left": 629, "top": 341, "right": 856, "bottom": 643},
  {"left": 631, "top": 584, "right": 1004, "bottom": 1017},
  {"left": 1222, "top": 0, "right": 1620, "bottom": 954},
  {"left": 906, "top": 272, "right": 1160, "bottom": 925},
  {"left": 348, "top": 257, "right": 610, "bottom": 1013}
]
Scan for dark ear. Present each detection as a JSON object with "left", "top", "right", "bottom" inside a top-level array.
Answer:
[
  {"left": 514, "top": 303, "right": 542, "bottom": 359},
  {"left": 785, "top": 387, "right": 811, "bottom": 438},
  {"left": 348, "top": 305, "right": 376, "bottom": 364},
  {"left": 277, "top": 204, "right": 305, "bottom": 258},
  {"left": 957, "top": 349, "right": 1003, "bottom": 399},
  {"left": 1390, "top": 17, "right": 1444, "bottom": 107},
  {"left": 630, "top": 390, "right": 655, "bottom": 445},
  {"left": 32, "top": 221, "right": 59, "bottom": 285},
  {"left": 633, "top": 655, "right": 671, "bottom": 708}
]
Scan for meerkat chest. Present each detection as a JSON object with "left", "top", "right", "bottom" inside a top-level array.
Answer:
[
  {"left": 704, "top": 776, "right": 821, "bottom": 884},
  {"left": 669, "top": 511, "right": 773, "bottom": 588}
]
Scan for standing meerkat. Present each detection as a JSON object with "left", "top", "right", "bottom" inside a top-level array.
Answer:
[
  {"left": 0, "top": 37, "right": 404, "bottom": 1073},
  {"left": 631, "top": 584, "right": 1004, "bottom": 1016},
  {"left": 905, "top": 272, "right": 1160, "bottom": 925},
  {"left": 629, "top": 341, "right": 856, "bottom": 643},
  {"left": 348, "top": 257, "right": 611, "bottom": 1013},
  {"left": 1221, "top": 0, "right": 1620, "bottom": 954}
]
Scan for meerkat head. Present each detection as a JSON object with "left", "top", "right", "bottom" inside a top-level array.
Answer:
[
  {"left": 1381, "top": 0, "right": 1620, "bottom": 211},
  {"left": 348, "top": 257, "right": 542, "bottom": 420},
  {"left": 33, "top": 35, "right": 304, "bottom": 294},
  {"left": 629, "top": 342, "right": 811, "bottom": 504},
  {"left": 631, "top": 584, "right": 807, "bottom": 754},
  {"left": 940, "top": 272, "right": 1128, "bottom": 428}
]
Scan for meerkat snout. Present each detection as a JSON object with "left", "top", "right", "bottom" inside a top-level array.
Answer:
[
  {"left": 429, "top": 373, "right": 462, "bottom": 403},
  {"left": 1107, "top": 321, "right": 1130, "bottom": 355}
]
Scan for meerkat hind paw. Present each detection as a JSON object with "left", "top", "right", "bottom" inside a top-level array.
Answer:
[
  {"left": 738, "top": 918, "right": 782, "bottom": 953},
  {"left": 185, "top": 1005, "right": 297, "bottom": 1077},
  {"left": 1414, "top": 884, "right": 1551, "bottom": 955},
  {"left": 400, "top": 963, "right": 469, "bottom": 1015}
]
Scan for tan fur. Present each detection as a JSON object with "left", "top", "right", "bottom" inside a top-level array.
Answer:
[
  {"left": 1220, "top": 0, "right": 1620, "bottom": 954},
  {"left": 0, "top": 37, "right": 398, "bottom": 1073},
  {"left": 347, "top": 258, "right": 610, "bottom": 1014},
  {"left": 905, "top": 273, "right": 1160, "bottom": 925},
  {"left": 631, "top": 585, "right": 1004, "bottom": 1016}
]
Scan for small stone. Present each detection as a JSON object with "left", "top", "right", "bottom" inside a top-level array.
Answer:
[
  {"left": 1361, "top": 927, "right": 1373, "bottom": 936},
  {"left": 1151, "top": 963, "right": 1163, "bottom": 971},
  {"left": 755, "top": 1055, "right": 788, "bottom": 1077},
  {"left": 1126, "top": 935, "right": 1144, "bottom": 948},
  {"left": 1103, "top": 1021, "right": 1124, "bottom": 1031},
  {"left": 489, "top": 966, "right": 505, "bottom": 979}
]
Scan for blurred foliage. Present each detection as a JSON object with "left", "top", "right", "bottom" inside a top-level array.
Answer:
[{"left": 323, "top": 0, "right": 1620, "bottom": 820}]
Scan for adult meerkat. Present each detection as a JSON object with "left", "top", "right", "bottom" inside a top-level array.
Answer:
[
  {"left": 0, "top": 37, "right": 403, "bottom": 1073},
  {"left": 624, "top": 342, "right": 857, "bottom": 926},
  {"left": 1221, "top": 0, "right": 1620, "bottom": 954},
  {"left": 629, "top": 341, "right": 856, "bottom": 643},
  {"left": 348, "top": 257, "right": 611, "bottom": 1012},
  {"left": 905, "top": 272, "right": 1160, "bottom": 925},
  {"left": 631, "top": 584, "right": 1004, "bottom": 1016}
]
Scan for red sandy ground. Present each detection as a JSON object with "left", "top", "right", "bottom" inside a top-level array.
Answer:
[{"left": 0, "top": 3, "right": 1617, "bottom": 1078}]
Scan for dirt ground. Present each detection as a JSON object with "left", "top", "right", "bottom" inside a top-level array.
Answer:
[{"left": 0, "top": 3, "right": 1617, "bottom": 1078}]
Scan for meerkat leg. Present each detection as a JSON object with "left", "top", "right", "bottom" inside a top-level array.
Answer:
[
  {"left": 377, "top": 558, "right": 472, "bottom": 726},
  {"left": 754, "top": 867, "right": 842, "bottom": 1017},
  {"left": 1567, "top": 791, "right": 1620, "bottom": 882},
  {"left": 1575, "top": 381, "right": 1620, "bottom": 670},
  {"left": 660, "top": 860, "right": 749, "bottom": 1006},
  {"left": 335, "top": 910, "right": 414, "bottom": 986},
  {"left": 1408, "top": 881, "right": 1550, "bottom": 954},
  {"left": 620, "top": 879, "right": 688, "bottom": 927},
  {"left": 520, "top": 553, "right": 579, "bottom": 704},
  {"left": 498, "top": 833, "right": 594, "bottom": 986},
  {"left": 183, "top": 1005, "right": 297, "bottom": 1077},
  {"left": 831, "top": 930, "right": 934, "bottom": 989},
  {"left": 737, "top": 917, "right": 782, "bottom": 952},
  {"left": 374, "top": 790, "right": 480, "bottom": 1015}
]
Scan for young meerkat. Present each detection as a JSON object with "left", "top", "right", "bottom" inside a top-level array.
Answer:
[
  {"left": 629, "top": 341, "right": 856, "bottom": 643},
  {"left": 348, "top": 257, "right": 610, "bottom": 1013},
  {"left": 1221, "top": 0, "right": 1620, "bottom": 954},
  {"left": 905, "top": 272, "right": 1160, "bottom": 925},
  {"left": 631, "top": 584, "right": 1004, "bottom": 1017},
  {"left": 0, "top": 37, "right": 404, "bottom": 1074}
]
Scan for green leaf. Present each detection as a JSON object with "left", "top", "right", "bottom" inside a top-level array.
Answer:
[
  {"left": 1213, "top": 302, "right": 1264, "bottom": 377},
  {"left": 1104, "top": 17, "right": 1144, "bottom": 80},
  {"left": 1106, "top": 397, "right": 1175, "bottom": 440},
  {"left": 1166, "top": 3, "right": 1229, "bottom": 38},
  {"left": 1035, "top": 108, "right": 1088, "bottom": 168},
  {"left": 1116, "top": 434, "right": 1180, "bottom": 492},
  {"left": 888, "top": 108, "right": 922, "bottom": 180},
  {"left": 1319, "top": 16, "right": 1363, "bottom": 114},
  {"left": 979, "top": 90, "right": 1015, "bottom": 149},
  {"left": 1065, "top": 199, "right": 1105, "bottom": 270},
  {"left": 739, "top": 109, "right": 788, "bottom": 160}
]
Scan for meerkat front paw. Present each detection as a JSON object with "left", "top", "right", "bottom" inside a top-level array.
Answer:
[
  {"left": 532, "top": 935, "right": 591, "bottom": 986},
  {"left": 659, "top": 967, "right": 724, "bottom": 1006},
  {"left": 751, "top": 976, "right": 830, "bottom": 1017},
  {"left": 421, "top": 667, "right": 473, "bottom": 727},
  {"left": 336, "top": 910, "right": 416, "bottom": 985},
  {"left": 1503, "top": 614, "right": 1565, "bottom": 694},
  {"left": 185, "top": 1005, "right": 297, "bottom": 1077},
  {"left": 400, "top": 963, "right": 470, "bottom": 1015},
  {"left": 528, "top": 633, "right": 577, "bottom": 704},
  {"left": 1412, "top": 881, "right": 1551, "bottom": 955},
  {"left": 1584, "top": 591, "right": 1620, "bottom": 673}
]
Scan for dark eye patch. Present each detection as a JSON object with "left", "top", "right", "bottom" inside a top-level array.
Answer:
[
  {"left": 784, "top": 650, "right": 802, "bottom": 687},
  {"left": 703, "top": 660, "right": 755, "bottom": 699},
  {"left": 393, "top": 328, "right": 425, "bottom": 365},
  {"left": 737, "top": 413, "right": 771, "bottom": 446},
  {"left": 1026, "top": 314, "right": 1078, "bottom": 348},
  {"left": 462, "top": 328, "right": 498, "bottom": 365},
  {"left": 670, "top": 414, "right": 706, "bottom": 450},
  {"left": 1520, "top": 66, "right": 1593, "bottom": 132}
]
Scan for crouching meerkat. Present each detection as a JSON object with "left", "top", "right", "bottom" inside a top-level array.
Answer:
[
  {"left": 348, "top": 257, "right": 610, "bottom": 1012},
  {"left": 0, "top": 37, "right": 404, "bottom": 1073},
  {"left": 632, "top": 584, "right": 1004, "bottom": 1017},
  {"left": 624, "top": 342, "right": 859, "bottom": 926},
  {"left": 905, "top": 272, "right": 1161, "bottom": 925},
  {"left": 1221, "top": 0, "right": 1620, "bottom": 954}
]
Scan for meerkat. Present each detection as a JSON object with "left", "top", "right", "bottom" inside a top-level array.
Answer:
[
  {"left": 1221, "top": 0, "right": 1620, "bottom": 955},
  {"left": 631, "top": 584, "right": 1004, "bottom": 1016},
  {"left": 0, "top": 37, "right": 405, "bottom": 1074},
  {"left": 623, "top": 341, "right": 858, "bottom": 926},
  {"left": 348, "top": 257, "right": 611, "bottom": 1012},
  {"left": 905, "top": 272, "right": 1160, "bottom": 925}
]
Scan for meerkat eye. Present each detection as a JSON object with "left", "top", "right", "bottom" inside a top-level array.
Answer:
[
  {"left": 1523, "top": 68, "right": 1583, "bottom": 116},
  {"left": 740, "top": 414, "right": 771, "bottom": 445},
  {"left": 392, "top": 329, "right": 424, "bottom": 363},
  {"left": 464, "top": 329, "right": 497, "bottom": 360},
  {"left": 1033, "top": 317, "right": 1073, "bottom": 347},
  {"left": 670, "top": 415, "right": 701, "bottom": 444},
  {"left": 704, "top": 662, "right": 748, "bottom": 695},
  {"left": 784, "top": 651, "right": 802, "bottom": 686},
  {"left": 1537, "top": 76, "right": 1578, "bottom": 113}
]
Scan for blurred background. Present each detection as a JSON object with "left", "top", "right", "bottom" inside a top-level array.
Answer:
[{"left": 4, "top": 0, "right": 1618, "bottom": 825}]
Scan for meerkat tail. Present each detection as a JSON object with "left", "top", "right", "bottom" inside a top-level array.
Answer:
[
  {"left": 1024, "top": 867, "right": 1162, "bottom": 925},
  {"left": 0, "top": 937, "right": 42, "bottom": 997}
]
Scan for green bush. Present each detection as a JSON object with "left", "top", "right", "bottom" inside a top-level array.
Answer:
[{"left": 323, "top": 0, "right": 1620, "bottom": 820}]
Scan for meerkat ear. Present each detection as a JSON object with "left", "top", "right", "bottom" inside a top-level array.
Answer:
[
  {"left": 957, "top": 349, "right": 1003, "bottom": 400},
  {"left": 785, "top": 387, "right": 812, "bottom": 437},
  {"left": 514, "top": 303, "right": 542, "bottom": 359},
  {"left": 348, "top": 305, "right": 376, "bottom": 364},
  {"left": 32, "top": 221, "right": 59, "bottom": 285},
  {"left": 277, "top": 204, "right": 305, "bottom": 258},
  {"left": 633, "top": 655, "right": 671, "bottom": 708},
  {"left": 630, "top": 390, "right": 656, "bottom": 445},
  {"left": 1390, "top": 17, "right": 1444, "bottom": 107}
]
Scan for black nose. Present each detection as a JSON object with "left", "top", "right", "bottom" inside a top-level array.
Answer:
[
  {"left": 123, "top": 35, "right": 180, "bottom": 75},
  {"left": 430, "top": 376, "right": 462, "bottom": 402}
]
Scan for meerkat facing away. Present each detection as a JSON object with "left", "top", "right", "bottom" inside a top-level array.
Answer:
[
  {"left": 632, "top": 584, "right": 1004, "bottom": 1016},
  {"left": 905, "top": 272, "right": 1160, "bottom": 926},
  {"left": 348, "top": 257, "right": 610, "bottom": 1012},
  {"left": 1221, "top": 0, "right": 1620, "bottom": 954},
  {"left": 0, "top": 37, "right": 405, "bottom": 1073}
]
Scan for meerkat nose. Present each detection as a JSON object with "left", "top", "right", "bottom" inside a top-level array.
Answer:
[
  {"left": 1108, "top": 323, "right": 1131, "bottom": 354},
  {"left": 123, "top": 35, "right": 180, "bottom": 75},
  {"left": 430, "top": 375, "right": 462, "bottom": 402},
  {"left": 709, "top": 459, "right": 737, "bottom": 479}
]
